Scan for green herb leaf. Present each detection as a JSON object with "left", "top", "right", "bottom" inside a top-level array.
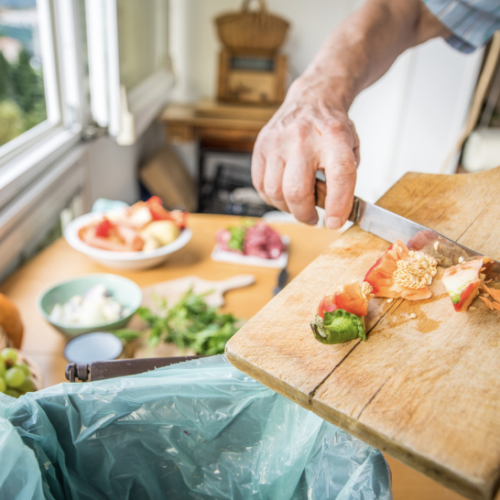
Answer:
[
  {"left": 140, "top": 289, "right": 241, "bottom": 355},
  {"left": 112, "top": 329, "right": 142, "bottom": 342},
  {"left": 226, "top": 219, "right": 255, "bottom": 252}
]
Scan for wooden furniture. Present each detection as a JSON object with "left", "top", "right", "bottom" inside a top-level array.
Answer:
[
  {"left": 159, "top": 100, "right": 277, "bottom": 152},
  {"left": 217, "top": 50, "right": 287, "bottom": 104},
  {"left": 214, "top": 0, "right": 289, "bottom": 105},
  {"left": 227, "top": 167, "right": 500, "bottom": 500},
  {"left": 214, "top": 0, "right": 289, "bottom": 55},
  {"left": 0, "top": 212, "right": 467, "bottom": 500}
]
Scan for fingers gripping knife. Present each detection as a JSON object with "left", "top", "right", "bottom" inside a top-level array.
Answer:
[{"left": 314, "top": 178, "right": 500, "bottom": 280}]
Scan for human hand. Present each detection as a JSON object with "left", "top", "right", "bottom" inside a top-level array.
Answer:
[{"left": 252, "top": 77, "right": 360, "bottom": 229}]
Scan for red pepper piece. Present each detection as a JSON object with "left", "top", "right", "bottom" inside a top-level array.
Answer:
[{"left": 317, "top": 281, "right": 370, "bottom": 319}]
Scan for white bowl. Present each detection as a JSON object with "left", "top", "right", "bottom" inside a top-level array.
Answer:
[{"left": 64, "top": 212, "right": 192, "bottom": 270}]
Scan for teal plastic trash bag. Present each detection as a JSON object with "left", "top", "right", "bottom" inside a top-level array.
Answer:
[{"left": 0, "top": 355, "right": 392, "bottom": 500}]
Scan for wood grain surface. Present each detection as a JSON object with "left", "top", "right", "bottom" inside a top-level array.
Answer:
[
  {"left": 0, "top": 214, "right": 337, "bottom": 387},
  {"left": 226, "top": 167, "right": 500, "bottom": 500}
]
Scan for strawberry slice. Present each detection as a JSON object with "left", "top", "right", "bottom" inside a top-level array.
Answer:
[{"left": 146, "top": 196, "right": 171, "bottom": 221}]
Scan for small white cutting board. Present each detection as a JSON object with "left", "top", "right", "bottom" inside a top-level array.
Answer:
[
  {"left": 140, "top": 274, "right": 256, "bottom": 310},
  {"left": 128, "top": 274, "right": 256, "bottom": 354}
]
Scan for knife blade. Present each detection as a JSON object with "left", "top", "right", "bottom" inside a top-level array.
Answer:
[
  {"left": 315, "top": 178, "right": 500, "bottom": 280},
  {"left": 273, "top": 267, "right": 289, "bottom": 295}
]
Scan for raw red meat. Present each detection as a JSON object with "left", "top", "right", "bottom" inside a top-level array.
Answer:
[{"left": 244, "top": 223, "right": 284, "bottom": 259}]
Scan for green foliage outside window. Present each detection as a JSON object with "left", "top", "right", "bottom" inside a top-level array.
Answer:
[{"left": 0, "top": 47, "right": 47, "bottom": 147}]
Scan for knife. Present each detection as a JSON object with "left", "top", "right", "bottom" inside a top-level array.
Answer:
[
  {"left": 315, "top": 178, "right": 500, "bottom": 280},
  {"left": 273, "top": 267, "right": 289, "bottom": 295}
]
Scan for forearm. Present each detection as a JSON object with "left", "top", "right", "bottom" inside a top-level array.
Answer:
[
  {"left": 291, "top": 0, "right": 451, "bottom": 111},
  {"left": 252, "top": 0, "right": 452, "bottom": 229}
]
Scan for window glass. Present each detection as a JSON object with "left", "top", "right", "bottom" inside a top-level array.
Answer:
[
  {"left": 117, "top": 0, "right": 168, "bottom": 91},
  {"left": 0, "top": 0, "right": 47, "bottom": 147}
]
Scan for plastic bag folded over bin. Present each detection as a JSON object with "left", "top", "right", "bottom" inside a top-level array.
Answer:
[{"left": 0, "top": 355, "right": 392, "bottom": 500}]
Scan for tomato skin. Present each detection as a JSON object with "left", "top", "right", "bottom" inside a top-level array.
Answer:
[
  {"left": 364, "top": 240, "right": 432, "bottom": 300},
  {"left": 442, "top": 259, "right": 484, "bottom": 312},
  {"left": 95, "top": 218, "right": 112, "bottom": 237},
  {"left": 364, "top": 247, "right": 392, "bottom": 296},
  {"left": 317, "top": 296, "right": 340, "bottom": 318},
  {"left": 453, "top": 281, "right": 481, "bottom": 312},
  {"left": 317, "top": 281, "right": 369, "bottom": 319}
]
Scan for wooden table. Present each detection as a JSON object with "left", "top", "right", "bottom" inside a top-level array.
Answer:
[
  {"left": 0, "top": 213, "right": 466, "bottom": 500},
  {"left": 0, "top": 214, "right": 335, "bottom": 387}
]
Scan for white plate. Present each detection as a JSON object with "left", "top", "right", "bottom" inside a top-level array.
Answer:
[
  {"left": 211, "top": 236, "right": 289, "bottom": 269},
  {"left": 64, "top": 212, "right": 192, "bottom": 271}
]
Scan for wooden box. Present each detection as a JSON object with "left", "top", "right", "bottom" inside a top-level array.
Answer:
[{"left": 217, "top": 49, "right": 287, "bottom": 105}]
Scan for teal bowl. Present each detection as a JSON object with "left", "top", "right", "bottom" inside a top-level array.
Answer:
[{"left": 38, "top": 274, "right": 143, "bottom": 337}]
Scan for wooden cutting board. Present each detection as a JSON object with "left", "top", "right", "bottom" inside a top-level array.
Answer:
[{"left": 226, "top": 167, "right": 500, "bottom": 500}]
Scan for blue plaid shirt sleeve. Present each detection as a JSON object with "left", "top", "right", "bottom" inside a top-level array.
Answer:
[{"left": 423, "top": 0, "right": 500, "bottom": 53}]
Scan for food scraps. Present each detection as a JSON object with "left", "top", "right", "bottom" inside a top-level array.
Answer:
[
  {"left": 364, "top": 240, "right": 437, "bottom": 300},
  {"left": 441, "top": 259, "right": 487, "bottom": 312},
  {"left": 311, "top": 241, "right": 499, "bottom": 346},
  {"left": 310, "top": 281, "right": 372, "bottom": 344}
]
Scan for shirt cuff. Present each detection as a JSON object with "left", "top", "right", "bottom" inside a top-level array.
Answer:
[{"left": 424, "top": 0, "right": 500, "bottom": 53}]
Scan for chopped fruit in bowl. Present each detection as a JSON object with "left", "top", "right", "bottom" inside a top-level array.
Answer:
[
  {"left": 78, "top": 197, "right": 186, "bottom": 253},
  {"left": 64, "top": 197, "right": 191, "bottom": 270}
]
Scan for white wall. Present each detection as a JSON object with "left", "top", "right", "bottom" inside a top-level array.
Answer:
[
  {"left": 85, "top": 121, "right": 165, "bottom": 206},
  {"left": 171, "top": 0, "right": 482, "bottom": 202}
]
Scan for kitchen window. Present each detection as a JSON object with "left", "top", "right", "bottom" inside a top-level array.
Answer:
[
  {"left": 0, "top": 0, "right": 84, "bottom": 211},
  {"left": 86, "top": 0, "right": 172, "bottom": 145},
  {"left": 0, "top": 0, "right": 173, "bottom": 281},
  {"left": 0, "top": 1, "right": 48, "bottom": 147}
]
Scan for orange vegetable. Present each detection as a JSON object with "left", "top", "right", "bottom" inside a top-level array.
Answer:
[
  {"left": 364, "top": 240, "right": 433, "bottom": 300},
  {"left": 442, "top": 259, "right": 483, "bottom": 312},
  {"left": 317, "top": 281, "right": 371, "bottom": 319}
]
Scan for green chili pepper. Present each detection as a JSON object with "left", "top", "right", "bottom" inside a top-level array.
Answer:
[{"left": 310, "top": 309, "right": 366, "bottom": 344}]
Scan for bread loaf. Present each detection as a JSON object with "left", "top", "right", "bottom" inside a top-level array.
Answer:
[{"left": 0, "top": 294, "right": 24, "bottom": 349}]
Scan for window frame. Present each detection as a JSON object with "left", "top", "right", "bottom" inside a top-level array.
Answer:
[
  {"left": 0, "top": 0, "right": 86, "bottom": 211},
  {"left": 85, "top": 0, "right": 173, "bottom": 145}
]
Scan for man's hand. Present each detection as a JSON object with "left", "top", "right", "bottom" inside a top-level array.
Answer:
[
  {"left": 251, "top": 0, "right": 451, "bottom": 229},
  {"left": 252, "top": 77, "right": 360, "bottom": 229}
]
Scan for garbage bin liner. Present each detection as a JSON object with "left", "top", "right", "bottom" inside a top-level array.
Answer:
[{"left": 0, "top": 355, "right": 392, "bottom": 500}]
